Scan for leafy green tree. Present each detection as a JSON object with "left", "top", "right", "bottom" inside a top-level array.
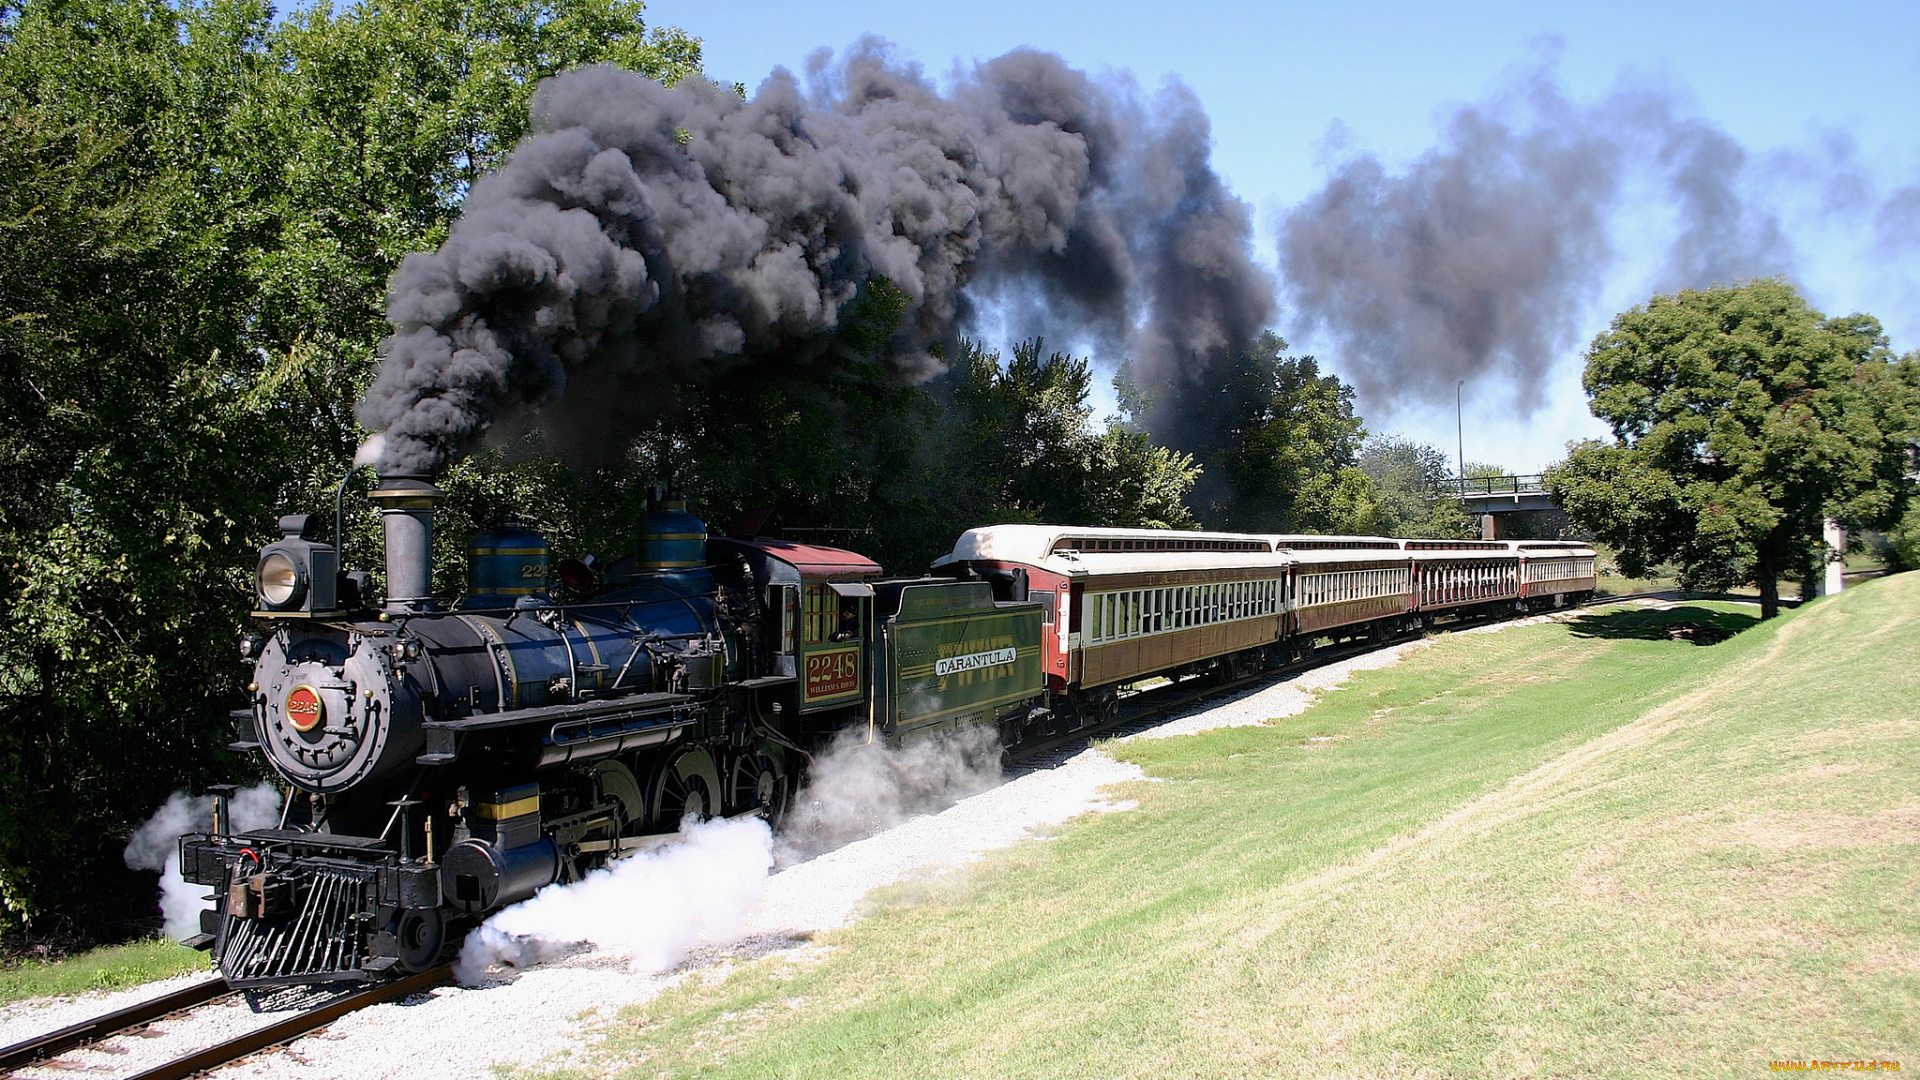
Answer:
[
  {"left": 929, "top": 339, "right": 1198, "bottom": 539},
  {"left": 630, "top": 356, "right": 951, "bottom": 571},
  {"left": 1212, "top": 333, "right": 1368, "bottom": 532},
  {"left": 450, "top": 335, "right": 1202, "bottom": 584},
  {"left": 1116, "top": 335, "right": 1468, "bottom": 539},
  {"left": 1354, "top": 438, "right": 1476, "bottom": 539},
  {"left": 0, "top": 0, "right": 702, "bottom": 937},
  {"left": 1885, "top": 495, "right": 1920, "bottom": 571},
  {"left": 0, "top": 0, "right": 291, "bottom": 933},
  {"left": 1546, "top": 280, "right": 1919, "bottom": 618},
  {"left": 945, "top": 339, "right": 1105, "bottom": 515},
  {"left": 1078, "top": 427, "right": 1203, "bottom": 530}
]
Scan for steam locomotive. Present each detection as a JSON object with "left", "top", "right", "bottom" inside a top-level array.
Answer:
[{"left": 176, "top": 470, "right": 1594, "bottom": 987}]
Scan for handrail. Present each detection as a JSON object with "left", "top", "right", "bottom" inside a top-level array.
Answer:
[{"left": 1436, "top": 474, "right": 1548, "bottom": 498}]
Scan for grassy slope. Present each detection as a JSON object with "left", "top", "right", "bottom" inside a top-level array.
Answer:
[
  {"left": 0, "top": 939, "right": 204, "bottom": 1005},
  {"left": 548, "top": 579, "right": 1918, "bottom": 1079}
]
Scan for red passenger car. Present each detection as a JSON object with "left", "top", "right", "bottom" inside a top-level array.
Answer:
[
  {"left": 1407, "top": 539, "right": 1519, "bottom": 622},
  {"left": 1268, "top": 536, "right": 1414, "bottom": 643},
  {"left": 1513, "top": 541, "right": 1598, "bottom": 608},
  {"left": 936, "top": 525, "right": 1599, "bottom": 731},
  {"left": 934, "top": 525, "right": 1289, "bottom": 723}
]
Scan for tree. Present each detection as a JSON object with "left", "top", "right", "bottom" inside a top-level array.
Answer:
[
  {"left": 1195, "top": 332, "right": 1368, "bottom": 531},
  {"left": 0, "top": 0, "right": 703, "bottom": 938},
  {"left": 930, "top": 339, "right": 1198, "bottom": 539},
  {"left": 1887, "top": 489, "right": 1920, "bottom": 571},
  {"left": 434, "top": 334, "right": 1205, "bottom": 594},
  {"left": 1546, "top": 280, "right": 1919, "bottom": 618},
  {"left": 1225, "top": 348, "right": 1368, "bottom": 530},
  {"left": 1116, "top": 329, "right": 1470, "bottom": 539},
  {"left": 1354, "top": 438, "right": 1476, "bottom": 539}
]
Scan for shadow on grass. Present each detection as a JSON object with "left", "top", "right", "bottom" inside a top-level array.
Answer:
[{"left": 1565, "top": 604, "right": 1761, "bottom": 645}]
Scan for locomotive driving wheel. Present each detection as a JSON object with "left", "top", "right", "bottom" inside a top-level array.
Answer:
[
  {"left": 592, "top": 759, "right": 647, "bottom": 836},
  {"left": 726, "top": 743, "right": 790, "bottom": 822},
  {"left": 648, "top": 747, "right": 724, "bottom": 832}
]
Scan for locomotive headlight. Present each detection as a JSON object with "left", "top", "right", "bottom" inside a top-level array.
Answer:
[{"left": 258, "top": 551, "right": 304, "bottom": 609}]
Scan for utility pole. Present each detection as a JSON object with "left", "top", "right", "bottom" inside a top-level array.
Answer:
[{"left": 1455, "top": 380, "right": 1465, "bottom": 483}]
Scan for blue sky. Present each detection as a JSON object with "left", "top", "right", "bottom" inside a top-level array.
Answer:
[{"left": 642, "top": 0, "right": 1919, "bottom": 472}]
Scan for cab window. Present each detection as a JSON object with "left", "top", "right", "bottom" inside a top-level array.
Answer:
[
  {"left": 804, "top": 583, "right": 866, "bottom": 643},
  {"left": 803, "top": 584, "right": 831, "bottom": 644}
]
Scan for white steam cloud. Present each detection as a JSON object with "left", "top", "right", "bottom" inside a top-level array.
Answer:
[
  {"left": 351, "top": 432, "right": 387, "bottom": 468},
  {"left": 776, "top": 725, "right": 1004, "bottom": 866},
  {"left": 124, "top": 785, "right": 284, "bottom": 939},
  {"left": 454, "top": 815, "right": 774, "bottom": 985},
  {"left": 452, "top": 728, "right": 1010, "bottom": 983}
]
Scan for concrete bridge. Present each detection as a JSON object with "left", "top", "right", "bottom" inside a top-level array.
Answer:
[
  {"left": 1433, "top": 475, "right": 1565, "bottom": 540},
  {"left": 1437, "top": 474, "right": 1560, "bottom": 514}
]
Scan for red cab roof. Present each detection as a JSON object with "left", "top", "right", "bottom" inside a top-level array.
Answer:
[{"left": 734, "top": 539, "right": 882, "bottom": 578}]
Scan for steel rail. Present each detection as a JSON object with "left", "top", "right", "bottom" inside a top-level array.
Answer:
[
  {"left": 10, "top": 594, "right": 1666, "bottom": 1073},
  {"left": 120, "top": 965, "right": 452, "bottom": 1080},
  {"left": 0, "top": 978, "right": 234, "bottom": 1072}
]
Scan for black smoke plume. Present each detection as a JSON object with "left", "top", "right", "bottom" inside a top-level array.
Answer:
[
  {"left": 357, "top": 42, "right": 1271, "bottom": 477},
  {"left": 1651, "top": 114, "right": 1794, "bottom": 291},
  {"left": 1122, "top": 82, "right": 1277, "bottom": 494},
  {"left": 1875, "top": 183, "right": 1920, "bottom": 253},
  {"left": 1278, "top": 66, "right": 1799, "bottom": 415}
]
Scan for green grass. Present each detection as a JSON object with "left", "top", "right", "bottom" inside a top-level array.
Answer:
[
  {"left": 1594, "top": 566, "right": 1680, "bottom": 597},
  {"left": 0, "top": 938, "right": 206, "bottom": 1004},
  {"left": 532, "top": 579, "right": 1918, "bottom": 1079},
  {"left": 1595, "top": 549, "right": 1890, "bottom": 603}
]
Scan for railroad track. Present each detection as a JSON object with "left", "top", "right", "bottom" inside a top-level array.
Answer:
[
  {"left": 7, "top": 594, "right": 1675, "bottom": 1076},
  {"left": 0, "top": 965, "right": 450, "bottom": 1079},
  {"left": 0, "top": 978, "right": 234, "bottom": 1073}
]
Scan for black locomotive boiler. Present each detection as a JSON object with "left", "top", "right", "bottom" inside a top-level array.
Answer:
[{"left": 177, "top": 471, "right": 1050, "bottom": 986}]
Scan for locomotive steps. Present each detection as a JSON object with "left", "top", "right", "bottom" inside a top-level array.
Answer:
[{"left": 558, "top": 575, "right": 1917, "bottom": 1078}]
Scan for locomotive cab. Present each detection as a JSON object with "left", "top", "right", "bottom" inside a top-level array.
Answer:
[
  {"left": 708, "top": 538, "right": 882, "bottom": 723},
  {"left": 798, "top": 580, "right": 872, "bottom": 711}
]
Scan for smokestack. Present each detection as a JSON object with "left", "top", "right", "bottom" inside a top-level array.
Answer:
[{"left": 368, "top": 472, "right": 444, "bottom": 613}]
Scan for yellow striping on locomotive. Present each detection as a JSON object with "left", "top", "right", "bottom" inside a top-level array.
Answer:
[{"left": 470, "top": 795, "right": 540, "bottom": 821}]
